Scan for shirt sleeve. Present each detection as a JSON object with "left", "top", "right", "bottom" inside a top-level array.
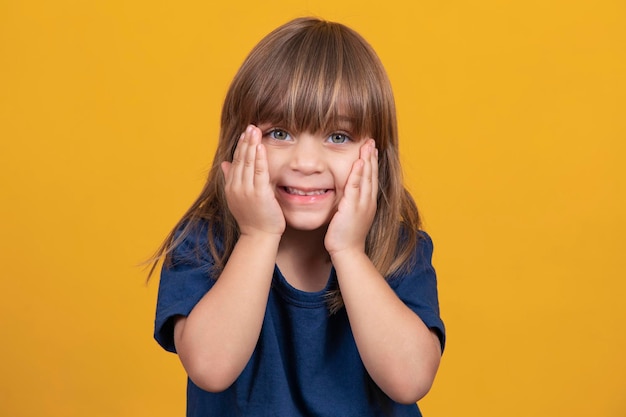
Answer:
[
  {"left": 388, "top": 231, "right": 446, "bottom": 353},
  {"left": 153, "top": 224, "right": 217, "bottom": 353}
]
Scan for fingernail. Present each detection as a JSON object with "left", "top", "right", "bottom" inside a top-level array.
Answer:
[{"left": 246, "top": 125, "right": 254, "bottom": 134}]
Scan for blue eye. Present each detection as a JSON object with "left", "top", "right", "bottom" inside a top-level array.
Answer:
[
  {"left": 327, "top": 133, "right": 350, "bottom": 144},
  {"left": 267, "top": 129, "right": 291, "bottom": 141}
]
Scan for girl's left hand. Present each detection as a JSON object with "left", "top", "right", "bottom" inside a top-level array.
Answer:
[{"left": 324, "top": 139, "right": 378, "bottom": 256}]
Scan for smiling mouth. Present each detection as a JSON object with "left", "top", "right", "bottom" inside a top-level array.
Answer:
[{"left": 283, "top": 187, "right": 330, "bottom": 196}]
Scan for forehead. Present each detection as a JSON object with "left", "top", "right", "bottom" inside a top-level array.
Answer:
[{"left": 253, "top": 87, "right": 370, "bottom": 138}]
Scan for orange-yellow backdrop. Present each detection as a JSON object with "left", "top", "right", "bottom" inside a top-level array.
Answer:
[{"left": 1, "top": 0, "right": 624, "bottom": 416}]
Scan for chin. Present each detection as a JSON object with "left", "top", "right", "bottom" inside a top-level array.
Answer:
[{"left": 284, "top": 216, "right": 331, "bottom": 233}]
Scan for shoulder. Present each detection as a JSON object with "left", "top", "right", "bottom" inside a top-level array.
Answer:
[
  {"left": 389, "top": 228, "right": 434, "bottom": 281},
  {"left": 155, "top": 219, "right": 220, "bottom": 352},
  {"left": 389, "top": 228, "right": 446, "bottom": 351},
  {"left": 386, "top": 228, "right": 439, "bottom": 306},
  {"left": 165, "top": 219, "right": 220, "bottom": 272},
  {"left": 415, "top": 230, "right": 434, "bottom": 265}
]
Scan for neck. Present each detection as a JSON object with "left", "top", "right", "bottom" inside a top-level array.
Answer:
[{"left": 276, "top": 226, "right": 332, "bottom": 292}]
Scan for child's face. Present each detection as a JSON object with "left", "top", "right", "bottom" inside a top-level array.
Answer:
[{"left": 259, "top": 124, "right": 366, "bottom": 232}]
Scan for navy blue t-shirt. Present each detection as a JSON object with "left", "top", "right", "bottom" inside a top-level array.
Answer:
[{"left": 154, "top": 224, "right": 445, "bottom": 416}]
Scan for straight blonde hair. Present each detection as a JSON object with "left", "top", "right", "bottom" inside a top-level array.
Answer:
[{"left": 149, "top": 17, "right": 422, "bottom": 313}]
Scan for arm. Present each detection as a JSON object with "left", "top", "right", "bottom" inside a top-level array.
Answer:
[
  {"left": 174, "top": 125, "right": 285, "bottom": 392},
  {"left": 325, "top": 140, "right": 441, "bottom": 404},
  {"left": 331, "top": 251, "right": 442, "bottom": 404}
]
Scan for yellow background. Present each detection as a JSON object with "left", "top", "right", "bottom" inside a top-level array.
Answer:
[{"left": 1, "top": 0, "right": 624, "bottom": 416}]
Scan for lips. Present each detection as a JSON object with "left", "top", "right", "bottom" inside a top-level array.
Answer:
[{"left": 283, "top": 186, "right": 329, "bottom": 196}]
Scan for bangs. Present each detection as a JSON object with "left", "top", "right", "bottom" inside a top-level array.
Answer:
[
  {"left": 236, "top": 19, "right": 388, "bottom": 141},
  {"left": 256, "top": 83, "right": 366, "bottom": 139}
]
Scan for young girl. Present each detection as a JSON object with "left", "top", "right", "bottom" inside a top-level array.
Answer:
[{"left": 152, "top": 17, "right": 445, "bottom": 417}]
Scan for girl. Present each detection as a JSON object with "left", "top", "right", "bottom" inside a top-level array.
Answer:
[{"left": 152, "top": 17, "right": 445, "bottom": 417}]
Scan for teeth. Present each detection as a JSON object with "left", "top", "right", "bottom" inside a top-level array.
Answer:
[{"left": 285, "top": 187, "right": 326, "bottom": 196}]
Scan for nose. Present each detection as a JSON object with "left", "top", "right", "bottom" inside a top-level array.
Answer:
[{"left": 289, "top": 133, "right": 324, "bottom": 174}]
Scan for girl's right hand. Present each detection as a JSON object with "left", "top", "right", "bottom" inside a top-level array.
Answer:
[{"left": 221, "top": 125, "right": 286, "bottom": 237}]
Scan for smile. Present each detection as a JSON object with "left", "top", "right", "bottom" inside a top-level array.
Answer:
[{"left": 283, "top": 187, "right": 329, "bottom": 196}]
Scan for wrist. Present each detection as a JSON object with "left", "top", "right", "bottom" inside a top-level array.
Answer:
[
  {"left": 328, "top": 246, "right": 367, "bottom": 265},
  {"left": 238, "top": 230, "right": 283, "bottom": 245}
]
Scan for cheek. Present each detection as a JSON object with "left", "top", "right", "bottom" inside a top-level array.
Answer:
[
  {"left": 266, "top": 164, "right": 280, "bottom": 185},
  {"left": 334, "top": 155, "right": 358, "bottom": 189},
  {"left": 263, "top": 149, "right": 281, "bottom": 183}
]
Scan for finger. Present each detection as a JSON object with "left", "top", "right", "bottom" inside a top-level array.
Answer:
[
  {"left": 362, "top": 140, "right": 374, "bottom": 184},
  {"left": 359, "top": 140, "right": 373, "bottom": 205},
  {"left": 254, "top": 143, "right": 271, "bottom": 188},
  {"left": 231, "top": 131, "right": 247, "bottom": 165},
  {"left": 230, "top": 131, "right": 248, "bottom": 186},
  {"left": 241, "top": 126, "right": 259, "bottom": 187},
  {"left": 345, "top": 158, "right": 364, "bottom": 202},
  {"left": 370, "top": 141, "right": 379, "bottom": 202}
]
